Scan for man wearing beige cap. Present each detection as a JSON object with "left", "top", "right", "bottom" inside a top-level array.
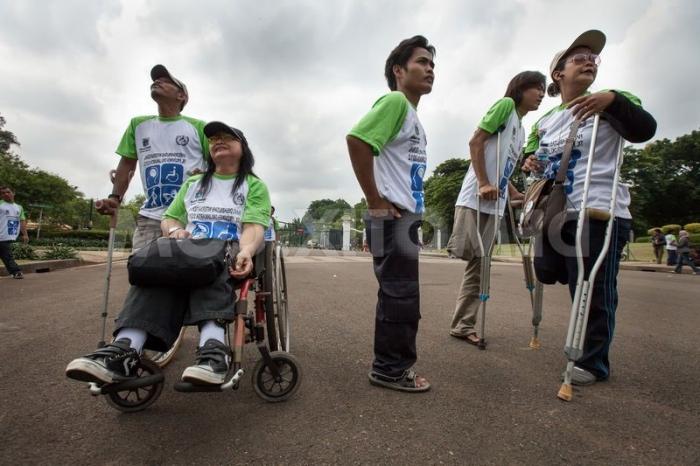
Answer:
[{"left": 96, "top": 64, "right": 209, "bottom": 250}]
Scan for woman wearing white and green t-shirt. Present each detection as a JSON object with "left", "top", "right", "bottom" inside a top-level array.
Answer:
[
  {"left": 523, "top": 30, "right": 656, "bottom": 386},
  {"left": 447, "top": 71, "right": 546, "bottom": 345},
  {"left": 66, "top": 121, "right": 271, "bottom": 387}
]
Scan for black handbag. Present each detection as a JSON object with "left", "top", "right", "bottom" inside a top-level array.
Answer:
[
  {"left": 520, "top": 120, "right": 581, "bottom": 237},
  {"left": 127, "top": 238, "right": 238, "bottom": 288}
]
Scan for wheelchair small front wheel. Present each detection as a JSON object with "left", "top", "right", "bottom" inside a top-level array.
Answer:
[
  {"left": 104, "top": 359, "right": 164, "bottom": 412},
  {"left": 252, "top": 351, "right": 302, "bottom": 403}
]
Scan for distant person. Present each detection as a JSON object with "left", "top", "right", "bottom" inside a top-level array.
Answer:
[
  {"left": 447, "top": 70, "right": 546, "bottom": 346},
  {"left": 673, "top": 230, "right": 700, "bottom": 275},
  {"left": 0, "top": 186, "right": 28, "bottom": 279},
  {"left": 347, "top": 35, "right": 435, "bottom": 392},
  {"left": 96, "top": 64, "right": 208, "bottom": 250},
  {"left": 651, "top": 228, "right": 665, "bottom": 264},
  {"left": 665, "top": 232, "right": 678, "bottom": 266},
  {"left": 264, "top": 206, "right": 280, "bottom": 242}
]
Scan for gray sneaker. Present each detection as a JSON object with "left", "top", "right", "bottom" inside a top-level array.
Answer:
[
  {"left": 561, "top": 366, "right": 598, "bottom": 386},
  {"left": 181, "top": 339, "right": 231, "bottom": 385},
  {"left": 65, "top": 339, "right": 139, "bottom": 384}
]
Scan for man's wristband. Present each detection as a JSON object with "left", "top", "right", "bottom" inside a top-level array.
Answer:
[
  {"left": 167, "top": 226, "right": 183, "bottom": 236},
  {"left": 108, "top": 193, "right": 122, "bottom": 203}
]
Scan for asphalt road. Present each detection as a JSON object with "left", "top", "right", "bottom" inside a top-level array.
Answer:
[{"left": 1, "top": 255, "right": 698, "bottom": 465}]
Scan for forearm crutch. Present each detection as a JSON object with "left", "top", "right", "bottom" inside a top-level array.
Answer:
[
  {"left": 558, "top": 115, "right": 625, "bottom": 401},
  {"left": 507, "top": 199, "right": 544, "bottom": 349},
  {"left": 475, "top": 131, "right": 504, "bottom": 350}
]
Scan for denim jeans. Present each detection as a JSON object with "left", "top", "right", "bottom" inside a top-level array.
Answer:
[
  {"left": 535, "top": 216, "right": 632, "bottom": 379},
  {"left": 0, "top": 241, "right": 20, "bottom": 275}
]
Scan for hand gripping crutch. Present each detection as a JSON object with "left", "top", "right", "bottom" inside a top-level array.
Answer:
[
  {"left": 507, "top": 199, "right": 544, "bottom": 349},
  {"left": 557, "top": 114, "right": 625, "bottom": 401},
  {"left": 96, "top": 169, "right": 133, "bottom": 347},
  {"left": 474, "top": 131, "right": 504, "bottom": 350}
]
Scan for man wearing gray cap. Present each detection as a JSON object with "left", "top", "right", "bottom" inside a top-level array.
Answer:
[{"left": 96, "top": 64, "right": 209, "bottom": 250}]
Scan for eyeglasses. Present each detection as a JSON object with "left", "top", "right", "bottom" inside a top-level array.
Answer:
[
  {"left": 207, "top": 133, "right": 238, "bottom": 144},
  {"left": 566, "top": 53, "right": 601, "bottom": 66}
]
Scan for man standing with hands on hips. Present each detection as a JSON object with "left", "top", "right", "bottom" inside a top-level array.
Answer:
[
  {"left": 346, "top": 35, "right": 435, "bottom": 392},
  {"left": 96, "top": 64, "right": 209, "bottom": 250}
]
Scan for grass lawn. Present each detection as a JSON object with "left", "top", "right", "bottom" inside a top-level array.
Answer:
[{"left": 489, "top": 242, "right": 658, "bottom": 262}]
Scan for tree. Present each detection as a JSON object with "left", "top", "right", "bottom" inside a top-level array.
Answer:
[
  {"left": 302, "top": 198, "right": 351, "bottom": 227},
  {"left": 622, "top": 129, "right": 700, "bottom": 232},
  {"left": 423, "top": 158, "right": 469, "bottom": 232}
]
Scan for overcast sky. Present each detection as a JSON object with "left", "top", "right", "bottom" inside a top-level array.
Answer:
[{"left": 1, "top": 0, "right": 698, "bottom": 222}]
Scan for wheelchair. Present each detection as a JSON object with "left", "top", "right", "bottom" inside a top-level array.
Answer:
[{"left": 88, "top": 241, "right": 300, "bottom": 412}]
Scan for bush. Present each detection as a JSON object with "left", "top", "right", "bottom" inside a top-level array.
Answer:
[
  {"left": 637, "top": 233, "right": 700, "bottom": 244},
  {"left": 646, "top": 227, "right": 661, "bottom": 236},
  {"left": 683, "top": 223, "right": 700, "bottom": 234},
  {"left": 38, "top": 229, "right": 112, "bottom": 240},
  {"left": 661, "top": 224, "right": 682, "bottom": 235},
  {"left": 11, "top": 242, "right": 38, "bottom": 260},
  {"left": 41, "top": 244, "right": 79, "bottom": 260}
]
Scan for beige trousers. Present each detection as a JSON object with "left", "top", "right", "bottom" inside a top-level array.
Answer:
[{"left": 446, "top": 206, "right": 497, "bottom": 336}]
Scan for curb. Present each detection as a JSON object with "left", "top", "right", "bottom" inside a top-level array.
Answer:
[{"left": 1, "top": 258, "right": 85, "bottom": 276}]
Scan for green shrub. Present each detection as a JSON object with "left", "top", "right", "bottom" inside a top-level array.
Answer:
[
  {"left": 41, "top": 244, "right": 79, "bottom": 260},
  {"left": 683, "top": 223, "right": 700, "bottom": 234},
  {"left": 646, "top": 227, "right": 661, "bottom": 236},
  {"left": 635, "top": 236, "right": 651, "bottom": 243},
  {"left": 11, "top": 242, "right": 38, "bottom": 260},
  {"left": 661, "top": 224, "right": 682, "bottom": 235}
]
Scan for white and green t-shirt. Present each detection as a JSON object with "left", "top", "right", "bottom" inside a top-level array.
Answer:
[
  {"left": 0, "top": 200, "right": 26, "bottom": 241},
  {"left": 163, "top": 173, "right": 270, "bottom": 241},
  {"left": 525, "top": 90, "right": 640, "bottom": 219},
  {"left": 456, "top": 97, "right": 524, "bottom": 216},
  {"left": 348, "top": 91, "right": 427, "bottom": 214},
  {"left": 116, "top": 115, "right": 209, "bottom": 221},
  {"left": 264, "top": 218, "right": 280, "bottom": 242}
]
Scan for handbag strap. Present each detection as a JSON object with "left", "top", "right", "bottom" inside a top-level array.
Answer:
[{"left": 554, "top": 120, "right": 582, "bottom": 184}]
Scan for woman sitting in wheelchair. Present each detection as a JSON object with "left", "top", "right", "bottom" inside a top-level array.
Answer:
[{"left": 66, "top": 121, "right": 271, "bottom": 386}]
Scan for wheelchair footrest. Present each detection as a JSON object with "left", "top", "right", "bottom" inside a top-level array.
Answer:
[{"left": 173, "top": 381, "right": 224, "bottom": 393}]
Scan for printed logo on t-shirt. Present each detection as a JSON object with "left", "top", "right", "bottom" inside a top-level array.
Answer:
[
  {"left": 140, "top": 138, "right": 151, "bottom": 153},
  {"left": 176, "top": 135, "right": 189, "bottom": 146},
  {"left": 545, "top": 149, "right": 582, "bottom": 194},
  {"left": 233, "top": 192, "right": 245, "bottom": 206},
  {"left": 191, "top": 221, "right": 238, "bottom": 240},
  {"left": 144, "top": 164, "right": 185, "bottom": 208},
  {"left": 411, "top": 163, "right": 426, "bottom": 213},
  {"left": 7, "top": 220, "right": 19, "bottom": 236}
]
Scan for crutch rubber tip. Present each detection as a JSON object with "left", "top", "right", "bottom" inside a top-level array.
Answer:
[
  {"left": 477, "top": 340, "right": 487, "bottom": 350},
  {"left": 557, "top": 383, "right": 573, "bottom": 401},
  {"left": 528, "top": 337, "right": 541, "bottom": 349}
]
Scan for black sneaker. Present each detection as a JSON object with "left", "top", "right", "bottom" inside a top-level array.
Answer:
[
  {"left": 181, "top": 339, "right": 231, "bottom": 385},
  {"left": 65, "top": 339, "right": 139, "bottom": 384},
  {"left": 12, "top": 272, "right": 23, "bottom": 279}
]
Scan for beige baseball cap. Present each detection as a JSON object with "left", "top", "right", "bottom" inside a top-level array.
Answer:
[
  {"left": 549, "top": 30, "right": 606, "bottom": 78},
  {"left": 150, "top": 64, "right": 189, "bottom": 109}
]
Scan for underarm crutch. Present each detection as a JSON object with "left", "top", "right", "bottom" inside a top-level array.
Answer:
[
  {"left": 507, "top": 199, "right": 544, "bottom": 349},
  {"left": 558, "top": 114, "right": 625, "bottom": 401},
  {"left": 475, "top": 130, "right": 504, "bottom": 350}
]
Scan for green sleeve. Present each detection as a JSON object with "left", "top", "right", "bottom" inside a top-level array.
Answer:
[
  {"left": 183, "top": 116, "right": 210, "bottom": 161},
  {"left": 604, "top": 89, "right": 642, "bottom": 106},
  {"left": 348, "top": 92, "right": 409, "bottom": 155},
  {"left": 163, "top": 175, "right": 201, "bottom": 225},
  {"left": 524, "top": 120, "right": 540, "bottom": 155},
  {"left": 115, "top": 116, "right": 154, "bottom": 159},
  {"left": 478, "top": 97, "right": 515, "bottom": 134},
  {"left": 19, "top": 205, "right": 26, "bottom": 220},
  {"left": 242, "top": 176, "right": 271, "bottom": 227}
]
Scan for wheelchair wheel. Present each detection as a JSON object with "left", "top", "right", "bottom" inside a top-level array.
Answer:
[
  {"left": 143, "top": 326, "right": 186, "bottom": 368},
  {"left": 252, "top": 351, "right": 302, "bottom": 402},
  {"left": 105, "top": 359, "right": 164, "bottom": 413},
  {"left": 263, "top": 242, "right": 279, "bottom": 351},
  {"left": 274, "top": 245, "right": 290, "bottom": 352}
]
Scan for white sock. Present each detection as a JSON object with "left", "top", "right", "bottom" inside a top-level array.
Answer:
[
  {"left": 199, "top": 320, "right": 226, "bottom": 347},
  {"left": 114, "top": 328, "right": 147, "bottom": 353}
]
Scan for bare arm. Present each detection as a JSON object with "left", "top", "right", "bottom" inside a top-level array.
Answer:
[
  {"left": 468, "top": 128, "right": 498, "bottom": 201},
  {"left": 346, "top": 135, "right": 401, "bottom": 218},
  {"left": 20, "top": 219, "right": 28, "bottom": 243},
  {"left": 161, "top": 218, "right": 189, "bottom": 238},
  {"left": 230, "top": 223, "right": 265, "bottom": 278}
]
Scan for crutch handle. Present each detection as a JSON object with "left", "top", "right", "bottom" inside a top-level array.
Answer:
[
  {"left": 510, "top": 199, "right": 524, "bottom": 209},
  {"left": 586, "top": 208, "right": 611, "bottom": 221}
]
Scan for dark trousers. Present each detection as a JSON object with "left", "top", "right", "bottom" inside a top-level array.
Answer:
[
  {"left": 535, "top": 216, "right": 632, "bottom": 379},
  {"left": 365, "top": 212, "right": 422, "bottom": 377},
  {"left": 653, "top": 244, "right": 664, "bottom": 264},
  {"left": 674, "top": 252, "right": 699, "bottom": 274},
  {"left": 0, "top": 241, "right": 20, "bottom": 275},
  {"left": 666, "top": 249, "right": 678, "bottom": 266},
  {"left": 114, "top": 267, "right": 236, "bottom": 352}
]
